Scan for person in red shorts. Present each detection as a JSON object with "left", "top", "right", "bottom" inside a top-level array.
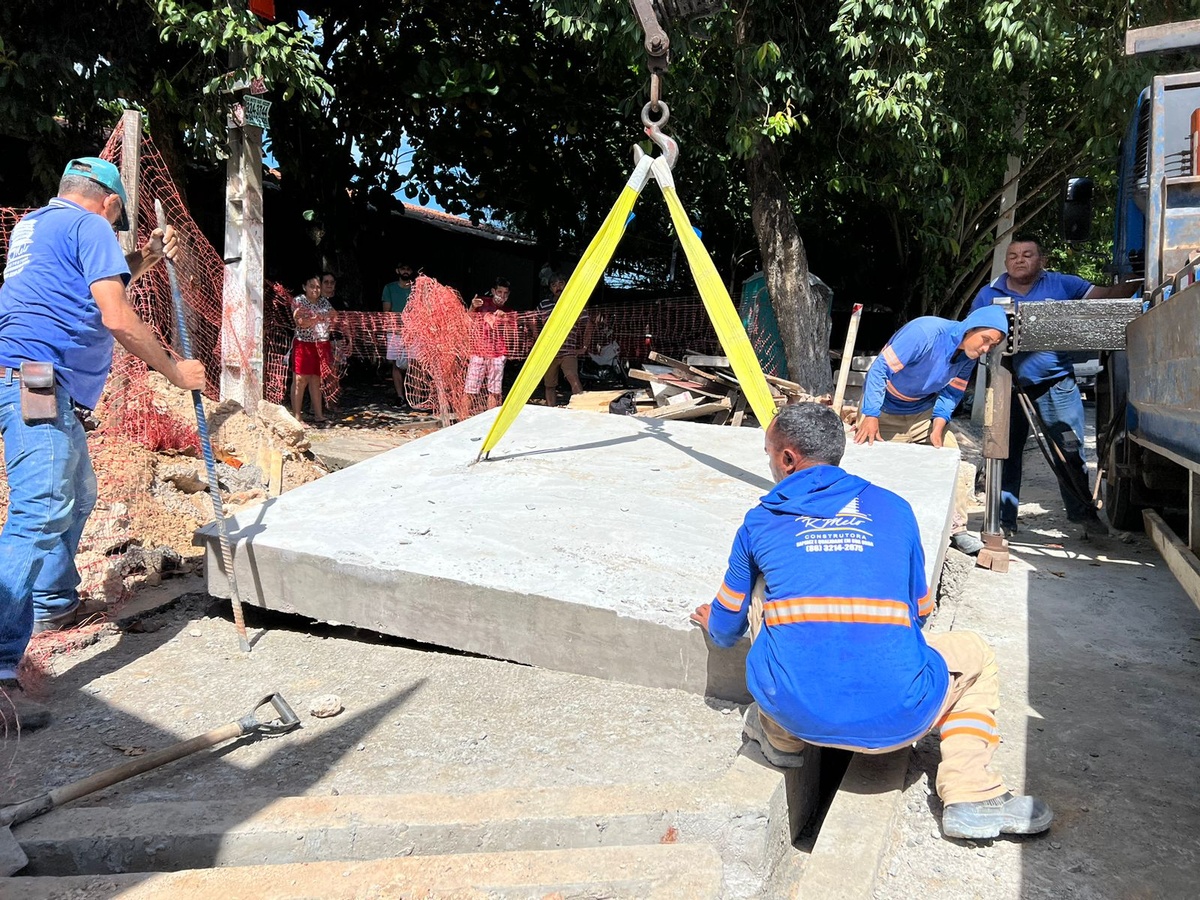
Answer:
[
  {"left": 291, "top": 274, "right": 333, "bottom": 425},
  {"left": 464, "top": 277, "right": 514, "bottom": 409}
]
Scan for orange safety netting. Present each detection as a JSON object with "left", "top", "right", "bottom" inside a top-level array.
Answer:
[{"left": 1, "top": 119, "right": 789, "bottom": 620}]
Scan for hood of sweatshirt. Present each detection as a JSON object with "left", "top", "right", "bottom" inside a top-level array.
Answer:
[
  {"left": 950, "top": 304, "right": 1009, "bottom": 345},
  {"left": 760, "top": 465, "right": 871, "bottom": 518}
]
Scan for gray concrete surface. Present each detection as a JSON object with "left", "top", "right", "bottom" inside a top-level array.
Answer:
[
  {"left": 14, "top": 844, "right": 726, "bottom": 899},
  {"left": 200, "top": 407, "right": 960, "bottom": 700},
  {"left": 0, "top": 592, "right": 804, "bottom": 897},
  {"left": 13, "top": 757, "right": 804, "bottom": 894}
]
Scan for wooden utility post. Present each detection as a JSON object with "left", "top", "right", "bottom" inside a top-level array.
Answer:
[
  {"left": 117, "top": 111, "right": 142, "bottom": 255},
  {"left": 221, "top": 31, "right": 266, "bottom": 412},
  {"left": 972, "top": 110, "right": 1025, "bottom": 425}
]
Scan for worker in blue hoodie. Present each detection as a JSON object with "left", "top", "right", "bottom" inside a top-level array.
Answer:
[
  {"left": 691, "top": 402, "right": 1052, "bottom": 840},
  {"left": 855, "top": 304, "right": 1009, "bottom": 556}
]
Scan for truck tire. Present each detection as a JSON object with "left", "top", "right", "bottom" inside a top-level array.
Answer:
[{"left": 1102, "top": 434, "right": 1142, "bottom": 531}]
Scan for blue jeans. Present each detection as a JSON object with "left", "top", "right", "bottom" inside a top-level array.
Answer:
[
  {"left": 1001, "top": 374, "right": 1091, "bottom": 527},
  {"left": 0, "top": 376, "right": 97, "bottom": 677}
]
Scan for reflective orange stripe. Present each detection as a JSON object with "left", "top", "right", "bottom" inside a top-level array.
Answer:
[
  {"left": 939, "top": 712, "right": 999, "bottom": 745},
  {"left": 882, "top": 345, "right": 904, "bottom": 373},
  {"left": 885, "top": 382, "right": 923, "bottom": 402},
  {"left": 762, "top": 596, "right": 911, "bottom": 627},
  {"left": 917, "top": 590, "right": 934, "bottom": 617},
  {"left": 715, "top": 582, "right": 745, "bottom": 612},
  {"left": 949, "top": 377, "right": 969, "bottom": 391},
  {"left": 940, "top": 725, "right": 1001, "bottom": 745}
]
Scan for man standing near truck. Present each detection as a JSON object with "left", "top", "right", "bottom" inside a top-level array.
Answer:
[
  {"left": 0, "top": 157, "right": 205, "bottom": 731},
  {"left": 969, "top": 236, "right": 1095, "bottom": 534}
]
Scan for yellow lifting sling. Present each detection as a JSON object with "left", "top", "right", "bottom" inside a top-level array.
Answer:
[{"left": 478, "top": 103, "right": 777, "bottom": 460}]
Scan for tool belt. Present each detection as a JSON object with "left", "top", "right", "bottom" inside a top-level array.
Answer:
[{"left": 2, "top": 363, "right": 59, "bottom": 424}]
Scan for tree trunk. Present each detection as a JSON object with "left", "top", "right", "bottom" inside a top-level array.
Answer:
[{"left": 746, "top": 139, "right": 831, "bottom": 394}]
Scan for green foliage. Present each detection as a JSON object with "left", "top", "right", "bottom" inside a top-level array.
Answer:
[
  {"left": 150, "top": 2, "right": 330, "bottom": 158},
  {"left": 826, "top": 0, "right": 1189, "bottom": 315},
  {"left": 0, "top": 0, "right": 328, "bottom": 200}
]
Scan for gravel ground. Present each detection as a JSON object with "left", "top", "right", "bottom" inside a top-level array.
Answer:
[
  {"left": 875, "top": 406, "right": 1200, "bottom": 900},
  {"left": 1, "top": 592, "right": 746, "bottom": 808}
]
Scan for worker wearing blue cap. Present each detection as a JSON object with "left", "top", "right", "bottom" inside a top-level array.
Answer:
[{"left": 0, "top": 156, "right": 207, "bottom": 732}]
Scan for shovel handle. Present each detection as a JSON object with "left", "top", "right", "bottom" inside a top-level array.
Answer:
[{"left": 0, "top": 720, "right": 243, "bottom": 830}]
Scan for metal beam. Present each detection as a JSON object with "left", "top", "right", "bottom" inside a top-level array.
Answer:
[
  {"left": 1126, "top": 19, "right": 1200, "bottom": 57},
  {"left": 1009, "top": 299, "right": 1144, "bottom": 352}
]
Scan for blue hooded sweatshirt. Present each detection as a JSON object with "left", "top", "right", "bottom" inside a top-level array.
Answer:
[
  {"left": 708, "top": 465, "right": 950, "bottom": 749},
  {"left": 860, "top": 305, "right": 1009, "bottom": 422}
]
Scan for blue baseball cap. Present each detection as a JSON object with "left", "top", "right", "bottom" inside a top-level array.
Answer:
[{"left": 62, "top": 157, "right": 130, "bottom": 231}]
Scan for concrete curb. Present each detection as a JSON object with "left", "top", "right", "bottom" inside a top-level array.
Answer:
[
  {"left": 791, "top": 749, "right": 910, "bottom": 899},
  {"left": 14, "top": 756, "right": 813, "bottom": 899},
  {"left": 11, "top": 844, "right": 726, "bottom": 900}
]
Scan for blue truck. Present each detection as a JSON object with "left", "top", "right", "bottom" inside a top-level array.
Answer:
[{"left": 1097, "top": 69, "right": 1200, "bottom": 598}]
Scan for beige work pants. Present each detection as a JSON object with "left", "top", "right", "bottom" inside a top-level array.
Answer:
[
  {"left": 748, "top": 581, "right": 1007, "bottom": 805},
  {"left": 874, "top": 410, "right": 968, "bottom": 534}
]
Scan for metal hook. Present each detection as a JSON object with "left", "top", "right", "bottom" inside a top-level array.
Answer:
[{"left": 640, "top": 101, "right": 678, "bottom": 170}]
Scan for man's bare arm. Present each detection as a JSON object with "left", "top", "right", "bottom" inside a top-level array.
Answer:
[{"left": 92, "top": 276, "right": 205, "bottom": 390}]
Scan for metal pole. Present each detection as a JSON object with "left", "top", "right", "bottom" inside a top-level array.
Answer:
[{"left": 977, "top": 346, "right": 1012, "bottom": 572}]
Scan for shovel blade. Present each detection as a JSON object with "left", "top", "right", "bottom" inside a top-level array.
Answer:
[{"left": 0, "top": 826, "right": 28, "bottom": 877}]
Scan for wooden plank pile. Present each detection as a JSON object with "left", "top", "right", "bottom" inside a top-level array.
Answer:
[{"left": 565, "top": 351, "right": 826, "bottom": 427}]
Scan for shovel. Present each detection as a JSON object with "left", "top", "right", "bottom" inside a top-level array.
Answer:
[{"left": 0, "top": 692, "right": 299, "bottom": 876}]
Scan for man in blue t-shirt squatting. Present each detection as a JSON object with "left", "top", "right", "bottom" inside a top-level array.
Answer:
[
  {"left": 691, "top": 403, "right": 1052, "bottom": 840},
  {"left": 969, "top": 236, "right": 1097, "bottom": 534},
  {"left": 0, "top": 157, "right": 206, "bottom": 732}
]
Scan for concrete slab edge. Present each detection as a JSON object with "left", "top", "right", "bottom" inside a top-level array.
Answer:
[
  {"left": 790, "top": 748, "right": 910, "bottom": 900},
  {"left": 200, "top": 543, "right": 753, "bottom": 701},
  {"left": 10, "top": 844, "right": 726, "bottom": 900}
]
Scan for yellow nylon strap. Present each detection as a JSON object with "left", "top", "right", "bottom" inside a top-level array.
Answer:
[
  {"left": 657, "top": 180, "right": 777, "bottom": 428},
  {"left": 479, "top": 157, "right": 652, "bottom": 458}
]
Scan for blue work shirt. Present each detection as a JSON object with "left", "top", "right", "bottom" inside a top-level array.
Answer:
[
  {"left": 969, "top": 271, "right": 1091, "bottom": 386},
  {"left": 0, "top": 198, "right": 130, "bottom": 409}
]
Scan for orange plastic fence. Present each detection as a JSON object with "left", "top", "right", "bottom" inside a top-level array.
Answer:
[{"left": 0, "top": 121, "right": 786, "bottom": 610}]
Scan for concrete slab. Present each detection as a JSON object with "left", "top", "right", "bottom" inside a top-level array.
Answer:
[
  {"left": 12, "top": 845, "right": 725, "bottom": 900},
  {"left": 201, "top": 407, "right": 958, "bottom": 699},
  {"left": 306, "top": 426, "right": 430, "bottom": 472}
]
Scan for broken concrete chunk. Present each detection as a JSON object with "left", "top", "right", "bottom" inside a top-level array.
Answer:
[
  {"left": 158, "top": 462, "right": 208, "bottom": 494},
  {"left": 309, "top": 695, "right": 344, "bottom": 718}
]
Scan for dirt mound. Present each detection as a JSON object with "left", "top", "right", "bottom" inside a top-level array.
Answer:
[{"left": 0, "top": 375, "right": 330, "bottom": 620}]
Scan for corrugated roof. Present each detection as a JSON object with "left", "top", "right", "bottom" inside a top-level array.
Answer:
[{"left": 399, "top": 203, "right": 534, "bottom": 246}]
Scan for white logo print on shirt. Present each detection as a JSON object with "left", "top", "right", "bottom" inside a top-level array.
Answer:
[
  {"left": 4, "top": 218, "right": 36, "bottom": 279},
  {"left": 794, "top": 498, "right": 875, "bottom": 554}
]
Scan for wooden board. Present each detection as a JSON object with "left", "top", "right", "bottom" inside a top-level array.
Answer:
[
  {"left": 628, "top": 369, "right": 728, "bottom": 400},
  {"left": 685, "top": 354, "right": 730, "bottom": 368},
  {"left": 1144, "top": 509, "right": 1200, "bottom": 612},
  {"left": 638, "top": 399, "right": 732, "bottom": 421},
  {"left": 566, "top": 390, "right": 638, "bottom": 413}
]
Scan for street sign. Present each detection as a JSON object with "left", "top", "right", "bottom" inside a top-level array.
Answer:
[{"left": 242, "top": 95, "right": 271, "bottom": 129}]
